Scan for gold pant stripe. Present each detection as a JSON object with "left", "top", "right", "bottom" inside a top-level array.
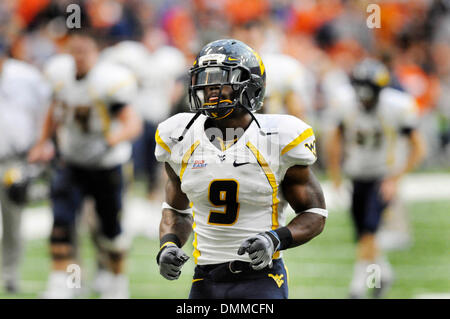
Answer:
[{"left": 192, "top": 210, "right": 201, "bottom": 264}]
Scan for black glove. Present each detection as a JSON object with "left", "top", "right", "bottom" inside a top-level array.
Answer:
[
  {"left": 237, "top": 231, "right": 280, "bottom": 270},
  {"left": 157, "top": 243, "right": 190, "bottom": 280}
]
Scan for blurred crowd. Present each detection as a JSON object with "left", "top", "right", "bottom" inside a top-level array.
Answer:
[{"left": 1, "top": 0, "right": 450, "bottom": 183}]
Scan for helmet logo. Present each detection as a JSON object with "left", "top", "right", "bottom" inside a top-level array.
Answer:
[{"left": 199, "top": 54, "right": 226, "bottom": 66}]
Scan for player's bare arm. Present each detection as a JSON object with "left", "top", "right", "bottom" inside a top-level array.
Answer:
[
  {"left": 106, "top": 104, "right": 143, "bottom": 146},
  {"left": 27, "top": 100, "right": 57, "bottom": 163},
  {"left": 285, "top": 90, "right": 306, "bottom": 120},
  {"left": 326, "top": 126, "right": 343, "bottom": 189},
  {"left": 281, "top": 165, "right": 326, "bottom": 246},
  {"left": 238, "top": 164, "right": 327, "bottom": 270},
  {"left": 380, "top": 129, "right": 425, "bottom": 201},
  {"left": 157, "top": 163, "right": 193, "bottom": 280},
  {"left": 160, "top": 162, "right": 193, "bottom": 244},
  {"left": 401, "top": 130, "right": 426, "bottom": 176}
]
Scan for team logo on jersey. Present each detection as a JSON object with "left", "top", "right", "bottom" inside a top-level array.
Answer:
[
  {"left": 305, "top": 140, "right": 317, "bottom": 157},
  {"left": 268, "top": 274, "right": 285, "bottom": 288},
  {"left": 218, "top": 154, "right": 226, "bottom": 162},
  {"left": 192, "top": 160, "right": 207, "bottom": 169}
]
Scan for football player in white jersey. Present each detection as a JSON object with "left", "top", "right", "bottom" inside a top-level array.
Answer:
[
  {"left": 28, "top": 30, "right": 142, "bottom": 298},
  {"left": 100, "top": 40, "right": 186, "bottom": 198},
  {"left": 325, "top": 59, "right": 425, "bottom": 298},
  {"left": 155, "top": 39, "right": 327, "bottom": 299},
  {"left": 0, "top": 42, "right": 51, "bottom": 293},
  {"left": 263, "top": 53, "right": 316, "bottom": 122},
  {"left": 231, "top": 20, "right": 315, "bottom": 122}
]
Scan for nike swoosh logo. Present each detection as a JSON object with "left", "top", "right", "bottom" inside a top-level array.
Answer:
[{"left": 233, "top": 160, "right": 250, "bottom": 167}]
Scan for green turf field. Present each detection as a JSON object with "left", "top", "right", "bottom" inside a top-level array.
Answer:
[{"left": 1, "top": 200, "right": 449, "bottom": 299}]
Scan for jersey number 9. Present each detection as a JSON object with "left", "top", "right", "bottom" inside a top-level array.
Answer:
[{"left": 207, "top": 179, "right": 240, "bottom": 226}]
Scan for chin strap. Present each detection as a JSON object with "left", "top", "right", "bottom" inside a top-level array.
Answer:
[
  {"left": 177, "top": 111, "right": 203, "bottom": 141},
  {"left": 238, "top": 88, "right": 268, "bottom": 136},
  {"left": 241, "top": 105, "right": 271, "bottom": 136}
]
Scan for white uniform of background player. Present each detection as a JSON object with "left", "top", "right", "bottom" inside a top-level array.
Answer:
[
  {"left": 328, "top": 87, "right": 419, "bottom": 180},
  {"left": 0, "top": 56, "right": 51, "bottom": 292},
  {"left": 41, "top": 53, "right": 138, "bottom": 298},
  {"left": 322, "top": 70, "right": 418, "bottom": 250},
  {"left": 155, "top": 113, "right": 318, "bottom": 265},
  {"left": 326, "top": 75, "right": 423, "bottom": 298},
  {"left": 263, "top": 53, "right": 316, "bottom": 123},
  {"left": 101, "top": 41, "right": 186, "bottom": 195},
  {"left": 44, "top": 54, "right": 136, "bottom": 167}
]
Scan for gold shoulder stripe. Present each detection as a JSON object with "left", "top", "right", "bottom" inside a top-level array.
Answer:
[
  {"left": 246, "top": 142, "right": 279, "bottom": 229},
  {"left": 247, "top": 141, "right": 281, "bottom": 259},
  {"left": 281, "top": 128, "right": 314, "bottom": 156},
  {"left": 155, "top": 129, "right": 171, "bottom": 154},
  {"left": 180, "top": 140, "right": 200, "bottom": 181}
]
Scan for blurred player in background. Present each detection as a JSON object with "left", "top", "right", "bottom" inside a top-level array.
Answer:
[
  {"left": 231, "top": 20, "right": 316, "bottom": 122},
  {"left": 101, "top": 29, "right": 187, "bottom": 199},
  {"left": 28, "top": 30, "right": 142, "bottom": 298},
  {"left": 0, "top": 40, "right": 51, "bottom": 293},
  {"left": 155, "top": 39, "right": 327, "bottom": 298},
  {"left": 325, "top": 58, "right": 425, "bottom": 298}
]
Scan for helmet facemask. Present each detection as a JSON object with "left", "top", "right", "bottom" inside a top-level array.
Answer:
[
  {"left": 350, "top": 58, "right": 389, "bottom": 112},
  {"left": 189, "top": 64, "right": 251, "bottom": 119},
  {"left": 351, "top": 78, "right": 382, "bottom": 111}
]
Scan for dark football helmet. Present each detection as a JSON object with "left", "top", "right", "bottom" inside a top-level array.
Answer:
[
  {"left": 189, "top": 39, "right": 266, "bottom": 119},
  {"left": 350, "top": 58, "right": 390, "bottom": 110}
]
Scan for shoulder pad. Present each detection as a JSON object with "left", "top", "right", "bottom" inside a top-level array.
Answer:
[
  {"left": 100, "top": 41, "right": 150, "bottom": 81},
  {"left": 379, "top": 88, "right": 419, "bottom": 128},
  {"left": 258, "top": 114, "right": 317, "bottom": 166},
  {"left": 88, "top": 62, "right": 137, "bottom": 104},
  {"left": 152, "top": 46, "right": 186, "bottom": 76},
  {"left": 155, "top": 113, "right": 198, "bottom": 162},
  {"left": 43, "top": 54, "right": 75, "bottom": 93},
  {"left": 5, "top": 59, "right": 41, "bottom": 79},
  {"left": 279, "top": 115, "right": 315, "bottom": 154},
  {"left": 379, "top": 87, "right": 416, "bottom": 111}
]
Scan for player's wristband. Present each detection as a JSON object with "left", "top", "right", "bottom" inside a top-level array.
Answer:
[
  {"left": 268, "top": 227, "right": 293, "bottom": 251},
  {"left": 301, "top": 208, "right": 328, "bottom": 218},
  {"left": 156, "top": 233, "right": 181, "bottom": 265},
  {"left": 162, "top": 202, "right": 192, "bottom": 215},
  {"left": 159, "top": 233, "right": 181, "bottom": 249}
]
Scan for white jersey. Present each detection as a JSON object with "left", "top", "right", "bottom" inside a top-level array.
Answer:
[
  {"left": 101, "top": 42, "right": 186, "bottom": 123},
  {"left": 0, "top": 59, "right": 51, "bottom": 159},
  {"left": 328, "top": 87, "right": 418, "bottom": 179},
  {"left": 44, "top": 54, "right": 138, "bottom": 168},
  {"left": 138, "top": 46, "right": 186, "bottom": 123},
  {"left": 100, "top": 41, "right": 151, "bottom": 84},
  {"left": 155, "top": 113, "right": 317, "bottom": 265},
  {"left": 263, "top": 53, "right": 316, "bottom": 119}
]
